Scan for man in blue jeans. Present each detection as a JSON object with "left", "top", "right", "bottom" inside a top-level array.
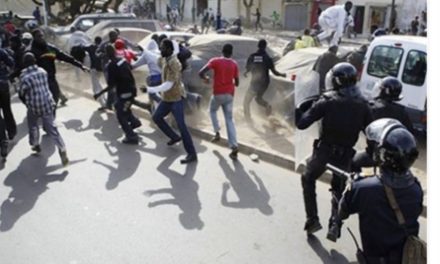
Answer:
[
  {"left": 146, "top": 39, "right": 197, "bottom": 164},
  {"left": 198, "top": 43, "right": 240, "bottom": 160}
]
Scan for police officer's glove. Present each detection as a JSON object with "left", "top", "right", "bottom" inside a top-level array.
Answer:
[{"left": 297, "top": 95, "right": 319, "bottom": 113}]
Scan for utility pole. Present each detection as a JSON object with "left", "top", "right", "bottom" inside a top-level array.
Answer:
[
  {"left": 390, "top": 0, "right": 396, "bottom": 29},
  {"left": 192, "top": 0, "right": 196, "bottom": 23},
  {"left": 42, "top": 0, "right": 48, "bottom": 26},
  {"left": 216, "top": 0, "right": 221, "bottom": 30}
]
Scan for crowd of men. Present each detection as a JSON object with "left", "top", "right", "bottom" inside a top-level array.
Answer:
[{"left": 0, "top": 4, "right": 426, "bottom": 263}]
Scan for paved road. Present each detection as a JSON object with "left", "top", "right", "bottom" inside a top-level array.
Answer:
[{"left": 0, "top": 86, "right": 426, "bottom": 263}]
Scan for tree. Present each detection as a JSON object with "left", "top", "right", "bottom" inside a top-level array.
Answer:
[
  {"left": 243, "top": 0, "right": 254, "bottom": 27},
  {"left": 31, "top": 0, "right": 121, "bottom": 23}
]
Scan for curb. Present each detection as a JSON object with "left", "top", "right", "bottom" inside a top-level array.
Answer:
[{"left": 61, "top": 77, "right": 427, "bottom": 218}]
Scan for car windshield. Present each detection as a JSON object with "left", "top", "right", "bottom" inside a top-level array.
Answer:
[
  {"left": 367, "top": 45, "right": 403, "bottom": 78},
  {"left": 402, "top": 50, "right": 426, "bottom": 86}
]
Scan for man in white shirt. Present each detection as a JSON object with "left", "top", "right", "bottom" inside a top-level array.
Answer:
[{"left": 316, "top": 1, "right": 353, "bottom": 46}]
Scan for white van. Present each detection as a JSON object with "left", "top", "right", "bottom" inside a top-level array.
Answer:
[{"left": 359, "top": 35, "right": 427, "bottom": 134}]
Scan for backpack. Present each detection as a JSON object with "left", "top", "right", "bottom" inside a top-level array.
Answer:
[
  {"left": 401, "top": 235, "right": 427, "bottom": 264},
  {"left": 383, "top": 184, "right": 427, "bottom": 264}
]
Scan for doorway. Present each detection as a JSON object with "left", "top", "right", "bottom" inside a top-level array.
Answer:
[{"left": 197, "top": 0, "right": 208, "bottom": 16}]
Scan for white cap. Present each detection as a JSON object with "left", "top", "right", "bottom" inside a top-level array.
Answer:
[{"left": 22, "top": 32, "right": 33, "bottom": 40}]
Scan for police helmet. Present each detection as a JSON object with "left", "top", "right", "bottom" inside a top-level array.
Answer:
[
  {"left": 366, "top": 118, "right": 418, "bottom": 173},
  {"left": 325, "top": 62, "right": 357, "bottom": 91},
  {"left": 374, "top": 76, "right": 403, "bottom": 101}
]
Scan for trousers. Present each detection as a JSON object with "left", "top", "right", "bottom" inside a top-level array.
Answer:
[{"left": 301, "top": 140, "right": 355, "bottom": 225}]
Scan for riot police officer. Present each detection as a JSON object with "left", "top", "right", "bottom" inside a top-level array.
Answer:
[
  {"left": 338, "top": 118, "right": 423, "bottom": 263},
  {"left": 351, "top": 77, "right": 413, "bottom": 173},
  {"left": 295, "top": 62, "right": 372, "bottom": 241}
]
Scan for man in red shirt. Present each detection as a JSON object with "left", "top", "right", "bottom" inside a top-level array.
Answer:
[
  {"left": 114, "top": 39, "right": 137, "bottom": 64},
  {"left": 199, "top": 44, "right": 240, "bottom": 160}
]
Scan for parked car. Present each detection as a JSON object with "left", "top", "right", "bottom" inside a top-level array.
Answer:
[
  {"left": 138, "top": 31, "right": 195, "bottom": 49},
  {"left": 265, "top": 47, "right": 355, "bottom": 123},
  {"left": 91, "top": 27, "right": 151, "bottom": 45},
  {"left": 359, "top": 35, "right": 427, "bottom": 134},
  {"left": 48, "top": 13, "right": 136, "bottom": 37},
  {"left": 183, "top": 34, "right": 280, "bottom": 99},
  {"left": 85, "top": 19, "right": 163, "bottom": 38}
]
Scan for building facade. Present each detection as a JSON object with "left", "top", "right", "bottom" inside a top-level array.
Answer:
[{"left": 152, "top": 0, "right": 427, "bottom": 35}]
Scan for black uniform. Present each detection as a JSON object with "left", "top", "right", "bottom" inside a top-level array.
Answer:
[
  {"left": 0, "top": 48, "right": 16, "bottom": 143},
  {"left": 339, "top": 173, "right": 423, "bottom": 263},
  {"left": 30, "top": 42, "right": 83, "bottom": 105},
  {"left": 107, "top": 58, "right": 140, "bottom": 141},
  {"left": 244, "top": 49, "right": 282, "bottom": 119},
  {"left": 351, "top": 99, "right": 413, "bottom": 172},
  {"left": 296, "top": 86, "right": 372, "bottom": 228}
]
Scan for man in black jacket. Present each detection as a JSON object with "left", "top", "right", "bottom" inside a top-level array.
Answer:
[
  {"left": 339, "top": 118, "right": 423, "bottom": 263},
  {"left": 96, "top": 45, "right": 141, "bottom": 144},
  {"left": 351, "top": 77, "right": 413, "bottom": 173},
  {"left": 243, "top": 39, "right": 286, "bottom": 122},
  {"left": 30, "top": 29, "right": 88, "bottom": 108},
  {"left": 0, "top": 47, "right": 14, "bottom": 159},
  {"left": 295, "top": 62, "right": 372, "bottom": 241}
]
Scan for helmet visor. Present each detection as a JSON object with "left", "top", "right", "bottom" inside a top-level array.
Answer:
[
  {"left": 325, "top": 70, "right": 334, "bottom": 91},
  {"left": 366, "top": 118, "right": 403, "bottom": 144}
]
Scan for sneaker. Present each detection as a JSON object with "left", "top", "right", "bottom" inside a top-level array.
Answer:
[
  {"left": 31, "top": 144, "right": 41, "bottom": 153},
  {"left": 122, "top": 137, "right": 139, "bottom": 145},
  {"left": 229, "top": 147, "right": 238, "bottom": 160},
  {"left": 211, "top": 132, "right": 220, "bottom": 142},
  {"left": 60, "top": 97, "right": 68, "bottom": 106},
  {"left": 304, "top": 219, "right": 322, "bottom": 235},
  {"left": 326, "top": 223, "right": 341, "bottom": 242},
  {"left": 0, "top": 140, "right": 8, "bottom": 158},
  {"left": 167, "top": 137, "right": 182, "bottom": 146},
  {"left": 180, "top": 154, "right": 197, "bottom": 164},
  {"left": 59, "top": 150, "right": 69, "bottom": 166}
]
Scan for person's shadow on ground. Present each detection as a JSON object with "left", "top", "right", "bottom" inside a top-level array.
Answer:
[
  {"left": 307, "top": 234, "right": 354, "bottom": 264},
  {"left": 213, "top": 150, "right": 273, "bottom": 215},
  {"left": 0, "top": 136, "right": 86, "bottom": 232},
  {"left": 144, "top": 152, "right": 204, "bottom": 230}
]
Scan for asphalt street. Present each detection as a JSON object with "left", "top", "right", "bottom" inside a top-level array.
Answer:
[{"left": 0, "top": 84, "right": 427, "bottom": 264}]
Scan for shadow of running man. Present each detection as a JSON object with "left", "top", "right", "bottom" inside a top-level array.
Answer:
[
  {"left": 144, "top": 152, "right": 204, "bottom": 230},
  {"left": 213, "top": 150, "right": 273, "bottom": 215},
  {"left": 0, "top": 137, "right": 69, "bottom": 231}
]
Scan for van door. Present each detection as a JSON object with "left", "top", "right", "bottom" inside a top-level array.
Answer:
[
  {"left": 359, "top": 44, "right": 404, "bottom": 99},
  {"left": 400, "top": 50, "right": 427, "bottom": 111}
]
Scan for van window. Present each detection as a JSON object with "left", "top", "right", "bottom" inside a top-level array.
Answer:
[
  {"left": 367, "top": 45, "right": 403, "bottom": 78},
  {"left": 402, "top": 50, "right": 426, "bottom": 86}
]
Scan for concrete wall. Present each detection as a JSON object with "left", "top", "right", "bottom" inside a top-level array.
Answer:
[{"left": 155, "top": 0, "right": 284, "bottom": 25}]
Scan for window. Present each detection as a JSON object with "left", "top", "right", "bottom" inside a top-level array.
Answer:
[
  {"left": 367, "top": 45, "right": 403, "bottom": 78},
  {"left": 402, "top": 50, "right": 426, "bottom": 86},
  {"left": 78, "top": 19, "right": 94, "bottom": 31}
]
